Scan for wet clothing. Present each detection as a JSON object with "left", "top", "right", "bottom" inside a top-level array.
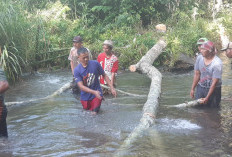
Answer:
[
  {"left": 194, "top": 55, "right": 223, "bottom": 107},
  {"left": 71, "top": 77, "right": 80, "bottom": 96},
  {"left": 0, "top": 68, "right": 8, "bottom": 137},
  {"left": 0, "top": 105, "right": 8, "bottom": 137},
  {"left": 81, "top": 97, "right": 102, "bottom": 112},
  {"left": 196, "top": 85, "right": 221, "bottom": 107},
  {"left": 74, "top": 60, "right": 105, "bottom": 111},
  {"left": 97, "top": 52, "right": 118, "bottom": 85}
]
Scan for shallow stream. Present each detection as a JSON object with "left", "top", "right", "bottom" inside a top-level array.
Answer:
[{"left": 0, "top": 54, "right": 231, "bottom": 157}]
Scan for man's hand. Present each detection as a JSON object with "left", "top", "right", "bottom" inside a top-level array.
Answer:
[
  {"left": 190, "top": 89, "right": 195, "bottom": 99},
  {"left": 94, "top": 90, "right": 102, "bottom": 99},
  {"left": 110, "top": 88, "right": 117, "bottom": 98},
  {"left": 201, "top": 97, "right": 209, "bottom": 104}
]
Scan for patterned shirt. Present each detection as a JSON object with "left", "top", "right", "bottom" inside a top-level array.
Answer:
[
  {"left": 97, "top": 52, "right": 118, "bottom": 84},
  {"left": 74, "top": 60, "right": 105, "bottom": 101}
]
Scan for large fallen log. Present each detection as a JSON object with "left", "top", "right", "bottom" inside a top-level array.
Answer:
[
  {"left": 5, "top": 82, "right": 144, "bottom": 106},
  {"left": 5, "top": 82, "right": 71, "bottom": 106},
  {"left": 115, "top": 38, "right": 167, "bottom": 156}
]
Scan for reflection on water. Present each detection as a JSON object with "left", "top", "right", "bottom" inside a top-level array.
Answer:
[{"left": 0, "top": 53, "right": 232, "bottom": 157}]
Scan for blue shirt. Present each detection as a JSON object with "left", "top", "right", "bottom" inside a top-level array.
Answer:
[{"left": 74, "top": 60, "right": 105, "bottom": 101}]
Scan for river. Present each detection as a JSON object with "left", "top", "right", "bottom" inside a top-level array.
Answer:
[{"left": 0, "top": 53, "right": 231, "bottom": 157}]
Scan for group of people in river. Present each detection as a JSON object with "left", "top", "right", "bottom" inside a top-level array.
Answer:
[
  {"left": 0, "top": 36, "right": 232, "bottom": 138},
  {"left": 68, "top": 36, "right": 118, "bottom": 115}
]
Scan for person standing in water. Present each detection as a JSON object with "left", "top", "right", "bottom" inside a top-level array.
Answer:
[
  {"left": 97, "top": 40, "right": 118, "bottom": 94},
  {"left": 0, "top": 67, "right": 9, "bottom": 137},
  {"left": 68, "top": 36, "right": 92, "bottom": 95},
  {"left": 190, "top": 41, "right": 223, "bottom": 107},
  {"left": 74, "top": 47, "right": 117, "bottom": 115}
]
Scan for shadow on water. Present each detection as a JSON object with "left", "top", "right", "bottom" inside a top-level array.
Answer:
[{"left": 1, "top": 52, "right": 232, "bottom": 157}]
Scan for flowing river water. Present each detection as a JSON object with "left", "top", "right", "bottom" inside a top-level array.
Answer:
[{"left": 0, "top": 53, "right": 231, "bottom": 157}]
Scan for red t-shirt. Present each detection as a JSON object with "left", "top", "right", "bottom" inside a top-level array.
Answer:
[{"left": 97, "top": 52, "right": 118, "bottom": 84}]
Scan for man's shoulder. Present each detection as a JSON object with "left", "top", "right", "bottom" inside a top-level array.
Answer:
[
  {"left": 98, "top": 52, "right": 105, "bottom": 58},
  {"left": 213, "top": 56, "right": 223, "bottom": 66},
  {"left": 70, "top": 47, "right": 77, "bottom": 55},
  {"left": 89, "top": 60, "right": 100, "bottom": 65}
]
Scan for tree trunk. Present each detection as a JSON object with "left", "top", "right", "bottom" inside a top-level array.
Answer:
[
  {"left": 115, "top": 39, "right": 167, "bottom": 156},
  {"left": 166, "top": 99, "right": 203, "bottom": 108},
  {"left": 5, "top": 82, "right": 71, "bottom": 106}
]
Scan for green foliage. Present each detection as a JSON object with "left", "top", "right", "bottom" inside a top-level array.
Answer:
[
  {"left": 0, "top": 45, "right": 25, "bottom": 82},
  {"left": 220, "top": 9, "right": 232, "bottom": 40},
  {"left": 165, "top": 12, "right": 220, "bottom": 66},
  {"left": 0, "top": 0, "right": 230, "bottom": 81}
]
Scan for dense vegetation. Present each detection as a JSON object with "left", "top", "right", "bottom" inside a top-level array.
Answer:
[{"left": 0, "top": 0, "right": 231, "bottom": 82}]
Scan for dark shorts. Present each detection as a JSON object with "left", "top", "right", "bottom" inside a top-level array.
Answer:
[
  {"left": 71, "top": 78, "right": 80, "bottom": 95},
  {"left": 0, "top": 105, "right": 8, "bottom": 137},
  {"left": 81, "top": 97, "right": 102, "bottom": 113},
  {"left": 195, "top": 84, "right": 221, "bottom": 107}
]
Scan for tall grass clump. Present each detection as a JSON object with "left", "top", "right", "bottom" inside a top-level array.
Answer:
[
  {"left": 0, "top": 0, "right": 38, "bottom": 81},
  {"left": 0, "top": 45, "right": 25, "bottom": 82}
]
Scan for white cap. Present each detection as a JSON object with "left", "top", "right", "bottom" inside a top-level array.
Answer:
[{"left": 103, "top": 40, "right": 113, "bottom": 48}]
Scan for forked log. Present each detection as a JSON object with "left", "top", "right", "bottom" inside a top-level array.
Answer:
[{"left": 115, "top": 39, "right": 167, "bottom": 156}]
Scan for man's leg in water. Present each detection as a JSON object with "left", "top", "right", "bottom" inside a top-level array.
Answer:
[
  {"left": 0, "top": 105, "right": 8, "bottom": 137},
  {"left": 89, "top": 97, "right": 102, "bottom": 114}
]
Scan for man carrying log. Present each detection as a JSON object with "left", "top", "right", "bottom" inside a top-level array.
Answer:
[
  {"left": 74, "top": 47, "right": 116, "bottom": 115},
  {"left": 0, "top": 67, "right": 9, "bottom": 137},
  {"left": 190, "top": 41, "right": 223, "bottom": 107}
]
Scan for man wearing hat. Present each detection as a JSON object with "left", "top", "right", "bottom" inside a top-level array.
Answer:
[
  {"left": 221, "top": 42, "right": 232, "bottom": 58},
  {"left": 97, "top": 40, "right": 118, "bottom": 94},
  {"left": 68, "top": 36, "right": 92, "bottom": 95},
  {"left": 196, "top": 37, "right": 208, "bottom": 56},
  {"left": 190, "top": 41, "right": 223, "bottom": 107}
]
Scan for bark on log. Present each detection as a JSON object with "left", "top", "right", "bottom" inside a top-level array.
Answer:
[
  {"left": 5, "top": 82, "right": 143, "bottom": 106},
  {"left": 5, "top": 82, "right": 71, "bottom": 106},
  {"left": 115, "top": 39, "right": 167, "bottom": 156},
  {"left": 166, "top": 99, "right": 203, "bottom": 108},
  {"left": 100, "top": 84, "right": 146, "bottom": 97}
]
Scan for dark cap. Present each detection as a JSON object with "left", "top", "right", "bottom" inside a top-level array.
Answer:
[
  {"left": 221, "top": 42, "right": 232, "bottom": 51},
  {"left": 73, "top": 36, "right": 82, "bottom": 43}
]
